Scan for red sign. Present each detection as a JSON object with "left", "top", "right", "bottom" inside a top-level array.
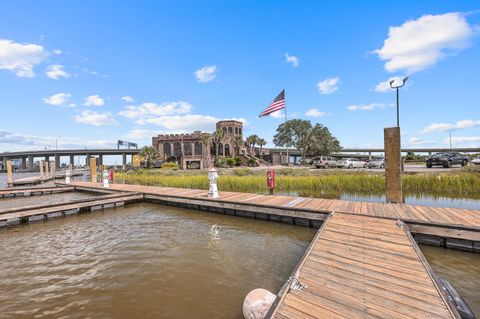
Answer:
[
  {"left": 108, "top": 170, "right": 114, "bottom": 182},
  {"left": 266, "top": 169, "right": 275, "bottom": 189}
]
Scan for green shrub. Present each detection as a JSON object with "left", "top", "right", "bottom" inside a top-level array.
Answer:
[
  {"left": 247, "top": 158, "right": 257, "bottom": 167},
  {"left": 161, "top": 162, "right": 179, "bottom": 170},
  {"left": 233, "top": 168, "right": 251, "bottom": 176},
  {"left": 234, "top": 157, "right": 243, "bottom": 166},
  {"left": 226, "top": 157, "right": 236, "bottom": 167}
]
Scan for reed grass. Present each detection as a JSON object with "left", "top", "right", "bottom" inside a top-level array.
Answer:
[{"left": 116, "top": 169, "right": 480, "bottom": 199}]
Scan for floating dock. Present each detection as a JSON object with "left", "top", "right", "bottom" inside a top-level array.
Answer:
[
  {"left": 268, "top": 213, "right": 459, "bottom": 318},
  {"left": 1, "top": 182, "right": 478, "bottom": 318},
  {"left": 68, "top": 182, "right": 480, "bottom": 252}
]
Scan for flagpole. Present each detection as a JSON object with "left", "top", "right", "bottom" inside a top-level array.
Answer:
[{"left": 284, "top": 89, "right": 289, "bottom": 166}]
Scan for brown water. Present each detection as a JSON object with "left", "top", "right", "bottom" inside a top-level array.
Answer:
[
  {"left": 0, "top": 192, "right": 95, "bottom": 210},
  {"left": 0, "top": 203, "right": 314, "bottom": 319},
  {"left": 421, "top": 245, "right": 480, "bottom": 317}
]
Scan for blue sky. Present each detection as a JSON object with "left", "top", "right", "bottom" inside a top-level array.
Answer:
[{"left": 1, "top": 0, "right": 479, "bottom": 153}]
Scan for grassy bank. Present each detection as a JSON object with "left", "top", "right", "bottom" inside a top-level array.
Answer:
[{"left": 115, "top": 167, "right": 480, "bottom": 199}]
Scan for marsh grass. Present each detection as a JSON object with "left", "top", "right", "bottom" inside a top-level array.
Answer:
[{"left": 116, "top": 167, "right": 480, "bottom": 199}]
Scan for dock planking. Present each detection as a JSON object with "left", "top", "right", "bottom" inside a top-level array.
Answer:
[
  {"left": 0, "top": 181, "right": 475, "bottom": 317},
  {"left": 0, "top": 186, "right": 74, "bottom": 198},
  {"left": 268, "top": 213, "right": 459, "bottom": 319},
  {"left": 67, "top": 181, "right": 480, "bottom": 230},
  {"left": 0, "top": 193, "right": 143, "bottom": 227}
]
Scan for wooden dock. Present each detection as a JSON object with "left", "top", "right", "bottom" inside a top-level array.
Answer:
[
  {"left": 0, "top": 193, "right": 143, "bottom": 227},
  {"left": 67, "top": 182, "right": 480, "bottom": 250},
  {"left": 1, "top": 181, "right": 477, "bottom": 318},
  {"left": 0, "top": 186, "right": 74, "bottom": 198},
  {"left": 268, "top": 213, "right": 459, "bottom": 319}
]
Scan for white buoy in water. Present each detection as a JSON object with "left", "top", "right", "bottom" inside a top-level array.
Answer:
[{"left": 242, "top": 288, "right": 276, "bottom": 319}]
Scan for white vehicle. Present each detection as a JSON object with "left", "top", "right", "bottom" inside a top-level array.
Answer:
[
  {"left": 313, "top": 156, "right": 337, "bottom": 169},
  {"left": 336, "top": 158, "right": 366, "bottom": 169},
  {"left": 472, "top": 157, "right": 480, "bottom": 165}
]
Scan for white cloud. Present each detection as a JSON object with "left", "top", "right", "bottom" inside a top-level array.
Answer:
[
  {"left": 121, "top": 96, "right": 134, "bottom": 103},
  {"left": 444, "top": 136, "right": 480, "bottom": 145},
  {"left": 0, "top": 39, "right": 47, "bottom": 77},
  {"left": 270, "top": 110, "right": 284, "bottom": 118},
  {"left": 407, "top": 136, "right": 434, "bottom": 146},
  {"left": 124, "top": 129, "right": 162, "bottom": 139},
  {"left": 46, "top": 64, "right": 70, "bottom": 79},
  {"left": 421, "top": 119, "right": 480, "bottom": 133},
  {"left": 285, "top": 53, "right": 299, "bottom": 67},
  {"left": 119, "top": 101, "right": 192, "bottom": 119},
  {"left": 84, "top": 95, "right": 105, "bottom": 106},
  {"left": 195, "top": 65, "right": 217, "bottom": 83},
  {"left": 73, "top": 110, "right": 118, "bottom": 126},
  {"left": 375, "top": 12, "right": 474, "bottom": 74},
  {"left": 347, "top": 103, "right": 386, "bottom": 111},
  {"left": 305, "top": 108, "right": 326, "bottom": 117},
  {"left": 42, "top": 93, "right": 72, "bottom": 106},
  {"left": 317, "top": 77, "right": 339, "bottom": 94},
  {"left": 141, "top": 114, "right": 219, "bottom": 132},
  {"left": 374, "top": 76, "right": 408, "bottom": 92},
  {"left": 53, "top": 49, "right": 62, "bottom": 55},
  {"left": 0, "top": 129, "right": 116, "bottom": 150}
]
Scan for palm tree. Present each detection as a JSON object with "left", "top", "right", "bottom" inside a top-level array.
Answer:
[
  {"left": 139, "top": 146, "right": 160, "bottom": 168},
  {"left": 201, "top": 133, "right": 210, "bottom": 156},
  {"left": 212, "top": 128, "right": 224, "bottom": 157},
  {"left": 246, "top": 134, "right": 258, "bottom": 156},
  {"left": 232, "top": 136, "right": 243, "bottom": 157},
  {"left": 257, "top": 138, "right": 267, "bottom": 157}
]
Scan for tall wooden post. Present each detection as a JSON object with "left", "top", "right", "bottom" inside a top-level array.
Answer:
[
  {"left": 90, "top": 157, "right": 97, "bottom": 183},
  {"left": 384, "top": 127, "right": 403, "bottom": 203},
  {"left": 6, "top": 160, "right": 13, "bottom": 187}
]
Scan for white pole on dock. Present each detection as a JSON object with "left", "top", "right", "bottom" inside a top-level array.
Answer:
[{"left": 6, "top": 160, "right": 13, "bottom": 187}]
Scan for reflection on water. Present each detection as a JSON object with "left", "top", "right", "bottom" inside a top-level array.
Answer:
[
  {"left": 421, "top": 245, "right": 480, "bottom": 317},
  {"left": 0, "top": 203, "right": 314, "bottom": 319}
]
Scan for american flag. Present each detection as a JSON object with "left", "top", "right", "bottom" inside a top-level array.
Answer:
[{"left": 259, "top": 90, "right": 285, "bottom": 117}]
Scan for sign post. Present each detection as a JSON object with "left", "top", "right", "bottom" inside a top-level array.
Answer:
[{"left": 266, "top": 168, "right": 275, "bottom": 195}]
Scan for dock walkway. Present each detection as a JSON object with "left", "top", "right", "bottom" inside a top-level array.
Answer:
[
  {"left": 269, "top": 213, "right": 458, "bottom": 318},
  {"left": 69, "top": 182, "right": 480, "bottom": 246}
]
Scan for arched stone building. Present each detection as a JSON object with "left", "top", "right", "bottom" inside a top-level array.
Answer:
[{"left": 152, "top": 120, "right": 246, "bottom": 169}]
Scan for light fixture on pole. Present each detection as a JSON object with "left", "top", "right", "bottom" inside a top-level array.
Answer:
[{"left": 389, "top": 77, "right": 408, "bottom": 127}]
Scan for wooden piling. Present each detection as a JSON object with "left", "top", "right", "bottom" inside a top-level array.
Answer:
[
  {"left": 90, "top": 157, "right": 97, "bottom": 182},
  {"left": 384, "top": 127, "right": 404, "bottom": 203},
  {"left": 6, "top": 160, "right": 13, "bottom": 187}
]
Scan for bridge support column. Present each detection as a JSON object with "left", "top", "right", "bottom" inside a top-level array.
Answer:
[
  {"left": 45, "top": 156, "right": 50, "bottom": 165},
  {"left": 86, "top": 154, "right": 91, "bottom": 167},
  {"left": 122, "top": 153, "right": 127, "bottom": 170},
  {"left": 384, "top": 127, "right": 403, "bottom": 203},
  {"left": 70, "top": 155, "right": 74, "bottom": 167},
  {"left": 55, "top": 154, "right": 60, "bottom": 170},
  {"left": 21, "top": 157, "right": 27, "bottom": 170},
  {"left": 368, "top": 152, "right": 372, "bottom": 160},
  {"left": 98, "top": 154, "right": 103, "bottom": 168},
  {"left": 28, "top": 155, "right": 34, "bottom": 171}
]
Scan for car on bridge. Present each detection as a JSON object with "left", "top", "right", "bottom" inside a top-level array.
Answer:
[{"left": 425, "top": 152, "right": 468, "bottom": 168}]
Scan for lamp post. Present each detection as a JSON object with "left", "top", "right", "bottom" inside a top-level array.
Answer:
[{"left": 389, "top": 77, "right": 408, "bottom": 127}]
